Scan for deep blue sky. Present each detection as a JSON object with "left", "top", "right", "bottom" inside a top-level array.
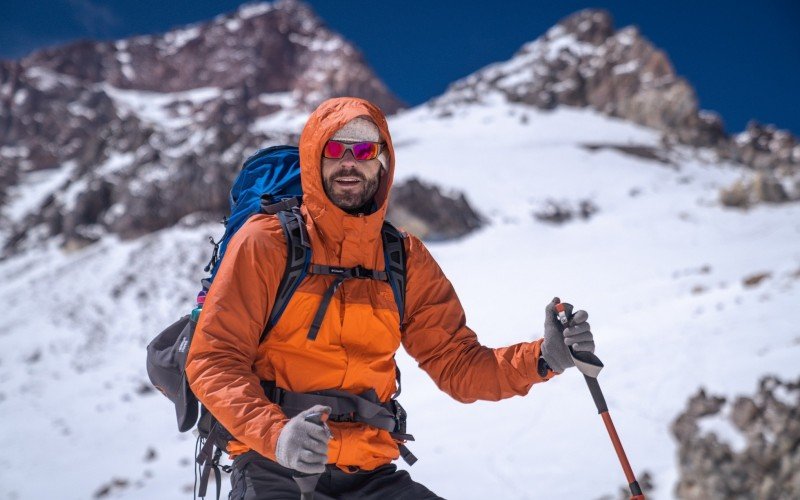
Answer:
[{"left": 1, "top": 0, "right": 798, "bottom": 135}]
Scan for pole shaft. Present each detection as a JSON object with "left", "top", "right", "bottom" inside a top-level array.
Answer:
[
  {"left": 600, "top": 411, "right": 637, "bottom": 485},
  {"left": 582, "top": 375, "right": 644, "bottom": 499}
]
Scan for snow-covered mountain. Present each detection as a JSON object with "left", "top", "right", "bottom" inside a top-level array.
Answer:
[
  {"left": 1, "top": 3, "right": 799, "bottom": 499},
  {"left": 434, "top": 9, "right": 800, "bottom": 178},
  {"left": 0, "top": 0, "right": 401, "bottom": 253}
]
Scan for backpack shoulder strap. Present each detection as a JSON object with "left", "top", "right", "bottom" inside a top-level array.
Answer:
[
  {"left": 260, "top": 204, "right": 311, "bottom": 343},
  {"left": 381, "top": 221, "right": 408, "bottom": 325},
  {"left": 259, "top": 214, "right": 406, "bottom": 342}
]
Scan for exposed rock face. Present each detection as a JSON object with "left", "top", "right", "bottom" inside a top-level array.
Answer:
[
  {"left": 436, "top": 9, "right": 726, "bottom": 148},
  {"left": 0, "top": 0, "right": 402, "bottom": 253},
  {"left": 719, "top": 171, "right": 791, "bottom": 208},
  {"left": 533, "top": 198, "right": 598, "bottom": 224},
  {"left": 387, "top": 177, "right": 484, "bottom": 241},
  {"left": 727, "top": 121, "right": 800, "bottom": 175},
  {"left": 671, "top": 376, "right": 800, "bottom": 500},
  {"left": 433, "top": 9, "right": 799, "bottom": 183}
]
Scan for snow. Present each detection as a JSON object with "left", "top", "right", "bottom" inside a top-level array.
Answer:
[
  {"left": 13, "top": 88, "right": 28, "bottom": 105},
  {"left": 289, "top": 33, "right": 344, "bottom": 52},
  {"left": 613, "top": 59, "right": 640, "bottom": 75},
  {"left": 23, "top": 66, "right": 65, "bottom": 92},
  {"left": 2, "top": 161, "right": 76, "bottom": 222},
  {"left": 102, "top": 85, "right": 221, "bottom": 129},
  {"left": 225, "top": 18, "right": 242, "bottom": 31},
  {"left": 59, "top": 176, "right": 89, "bottom": 212},
  {"left": 2, "top": 94, "right": 799, "bottom": 499},
  {"left": 160, "top": 26, "right": 202, "bottom": 55},
  {"left": 115, "top": 49, "right": 136, "bottom": 80},
  {"left": 96, "top": 151, "right": 135, "bottom": 177},
  {"left": 249, "top": 105, "right": 308, "bottom": 136},
  {"left": 697, "top": 411, "right": 748, "bottom": 453},
  {"left": 496, "top": 67, "right": 536, "bottom": 89},
  {"left": 47, "top": 155, "right": 133, "bottom": 214},
  {"left": 616, "top": 27, "right": 637, "bottom": 46},
  {"left": 543, "top": 33, "right": 596, "bottom": 61},
  {"left": 238, "top": 2, "right": 275, "bottom": 20},
  {"left": 0, "top": 145, "right": 30, "bottom": 158},
  {"left": 67, "top": 101, "right": 96, "bottom": 120},
  {"left": 258, "top": 91, "right": 296, "bottom": 107}
]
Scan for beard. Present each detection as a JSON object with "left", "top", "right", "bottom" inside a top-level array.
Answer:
[{"left": 322, "top": 168, "right": 381, "bottom": 214}]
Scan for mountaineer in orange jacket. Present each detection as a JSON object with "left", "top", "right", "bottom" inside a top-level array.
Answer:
[{"left": 186, "top": 97, "right": 595, "bottom": 499}]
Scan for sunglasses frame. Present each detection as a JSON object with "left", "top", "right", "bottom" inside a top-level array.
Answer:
[{"left": 322, "top": 140, "right": 384, "bottom": 161}]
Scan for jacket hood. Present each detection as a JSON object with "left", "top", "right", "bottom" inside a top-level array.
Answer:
[{"left": 298, "top": 97, "right": 396, "bottom": 269}]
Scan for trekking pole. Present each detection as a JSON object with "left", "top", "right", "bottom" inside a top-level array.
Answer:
[
  {"left": 292, "top": 411, "right": 333, "bottom": 500},
  {"left": 554, "top": 300, "right": 645, "bottom": 500}
]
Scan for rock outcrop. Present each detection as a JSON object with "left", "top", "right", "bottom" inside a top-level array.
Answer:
[
  {"left": 387, "top": 177, "right": 484, "bottom": 241},
  {"left": 435, "top": 10, "right": 726, "bottom": 148},
  {"left": 671, "top": 376, "right": 800, "bottom": 499},
  {"left": 433, "top": 9, "right": 799, "bottom": 188}
]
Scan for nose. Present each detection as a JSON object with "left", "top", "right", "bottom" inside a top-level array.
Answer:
[{"left": 338, "top": 149, "right": 357, "bottom": 167}]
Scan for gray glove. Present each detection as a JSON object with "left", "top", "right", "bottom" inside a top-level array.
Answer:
[
  {"left": 275, "top": 405, "right": 332, "bottom": 474},
  {"left": 540, "top": 297, "right": 595, "bottom": 373}
]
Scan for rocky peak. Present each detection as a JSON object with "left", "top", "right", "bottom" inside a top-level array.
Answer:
[
  {"left": 554, "top": 9, "right": 615, "bottom": 45},
  {"left": 436, "top": 9, "right": 722, "bottom": 144},
  {"left": 15, "top": 0, "right": 401, "bottom": 110},
  {"left": 434, "top": 8, "right": 799, "bottom": 187},
  {"left": 0, "top": 0, "right": 403, "bottom": 253}
]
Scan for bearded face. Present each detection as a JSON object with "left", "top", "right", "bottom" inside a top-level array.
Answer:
[{"left": 321, "top": 154, "right": 382, "bottom": 214}]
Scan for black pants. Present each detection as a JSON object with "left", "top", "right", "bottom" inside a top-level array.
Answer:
[{"left": 228, "top": 451, "right": 443, "bottom": 500}]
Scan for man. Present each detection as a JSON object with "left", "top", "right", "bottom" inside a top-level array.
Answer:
[{"left": 186, "top": 97, "right": 594, "bottom": 499}]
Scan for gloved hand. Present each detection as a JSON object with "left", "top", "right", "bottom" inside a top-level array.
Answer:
[
  {"left": 540, "top": 297, "right": 595, "bottom": 373},
  {"left": 275, "top": 405, "right": 332, "bottom": 474}
]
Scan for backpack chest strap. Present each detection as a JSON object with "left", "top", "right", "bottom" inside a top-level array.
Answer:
[
  {"left": 305, "top": 264, "right": 388, "bottom": 341},
  {"left": 309, "top": 264, "right": 388, "bottom": 281}
]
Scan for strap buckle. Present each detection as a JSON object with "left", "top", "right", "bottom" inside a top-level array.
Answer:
[
  {"left": 328, "top": 411, "right": 357, "bottom": 423},
  {"left": 323, "top": 265, "right": 372, "bottom": 279},
  {"left": 389, "top": 399, "right": 409, "bottom": 436},
  {"left": 261, "top": 381, "right": 285, "bottom": 406},
  {"left": 351, "top": 266, "right": 371, "bottom": 279}
]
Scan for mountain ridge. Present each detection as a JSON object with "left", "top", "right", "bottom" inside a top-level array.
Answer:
[
  {"left": 2, "top": 4, "right": 799, "bottom": 257},
  {"left": 433, "top": 9, "right": 799, "bottom": 181}
]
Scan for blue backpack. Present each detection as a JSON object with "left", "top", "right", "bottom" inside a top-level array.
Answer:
[
  {"left": 206, "top": 145, "right": 302, "bottom": 281},
  {"left": 204, "top": 145, "right": 407, "bottom": 340},
  {"left": 146, "top": 145, "right": 409, "bottom": 499}
]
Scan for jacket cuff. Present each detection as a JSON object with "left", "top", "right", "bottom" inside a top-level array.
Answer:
[{"left": 533, "top": 338, "right": 558, "bottom": 381}]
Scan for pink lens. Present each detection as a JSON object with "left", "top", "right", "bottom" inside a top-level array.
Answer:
[
  {"left": 323, "top": 141, "right": 346, "bottom": 158},
  {"left": 352, "top": 142, "right": 379, "bottom": 160}
]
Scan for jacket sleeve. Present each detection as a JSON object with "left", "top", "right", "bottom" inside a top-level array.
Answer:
[
  {"left": 401, "top": 235, "right": 556, "bottom": 403},
  {"left": 185, "top": 217, "right": 288, "bottom": 460}
]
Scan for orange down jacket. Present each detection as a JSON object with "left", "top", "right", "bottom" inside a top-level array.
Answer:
[{"left": 185, "top": 97, "right": 556, "bottom": 471}]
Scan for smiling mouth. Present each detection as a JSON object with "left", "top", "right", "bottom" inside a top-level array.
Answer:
[{"left": 334, "top": 177, "right": 362, "bottom": 186}]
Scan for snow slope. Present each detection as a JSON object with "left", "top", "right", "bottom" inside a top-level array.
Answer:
[{"left": 1, "top": 94, "right": 799, "bottom": 499}]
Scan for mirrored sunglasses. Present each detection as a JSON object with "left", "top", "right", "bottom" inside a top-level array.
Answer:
[{"left": 323, "top": 141, "right": 383, "bottom": 161}]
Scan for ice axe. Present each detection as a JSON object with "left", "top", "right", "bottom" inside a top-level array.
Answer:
[{"left": 554, "top": 300, "right": 645, "bottom": 500}]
